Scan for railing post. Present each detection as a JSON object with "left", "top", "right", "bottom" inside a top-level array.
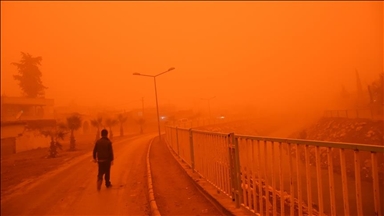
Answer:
[
  {"left": 176, "top": 127, "right": 180, "bottom": 157},
  {"left": 229, "top": 132, "right": 242, "bottom": 208},
  {"left": 228, "top": 134, "right": 236, "bottom": 201},
  {"left": 189, "top": 129, "right": 195, "bottom": 172}
]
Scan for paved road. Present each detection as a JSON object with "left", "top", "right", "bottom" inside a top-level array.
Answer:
[{"left": 1, "top": 134, "right": 154, "bottom": 216}]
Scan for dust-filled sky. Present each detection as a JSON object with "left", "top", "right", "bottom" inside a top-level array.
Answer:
[{"left": 1, "top": 1, "right": 383, "bottom": 114}]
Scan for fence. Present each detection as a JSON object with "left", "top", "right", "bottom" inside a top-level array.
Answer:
[
  {"left": 165, "top": 125, "right": 384, "bottom": 216},
  {"left": 324, "top": 108, "right": 383, "bottom": 120},
  {"left": 164, "top": 117, "right": 231, "bottom": 128}
]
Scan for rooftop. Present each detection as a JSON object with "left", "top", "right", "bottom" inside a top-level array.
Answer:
[{"left": 1, "top": 96, "right": 54, "bottom": 106}]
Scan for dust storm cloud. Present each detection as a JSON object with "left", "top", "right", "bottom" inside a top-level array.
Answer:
[{"left": 1, "top": 1, "right": 382, "bottom": 118}]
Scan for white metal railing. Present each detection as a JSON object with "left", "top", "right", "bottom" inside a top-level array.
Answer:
[
  {"left": 164, "top": 117, "right": 230, "bottom": 128},
  {"left": 165, "top": 126, "right": 384, "bottom": 216}
]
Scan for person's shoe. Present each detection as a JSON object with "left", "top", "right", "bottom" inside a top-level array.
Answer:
[
  {"left": 106, "top": 183, "right": 112, "bottom": 188},
  {"left": 97, "top": 180, "right": 102, "bottom": 191}
]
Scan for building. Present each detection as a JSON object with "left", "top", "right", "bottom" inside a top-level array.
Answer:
[
  {"left": 1, "top": 96, "right": 54, "bottom": 121},
  {"left": 0, "top": 121, "right": 26, "bottom": 156},
  {"left": 1, "top": 96, "right": 56, "bottom": 156}
]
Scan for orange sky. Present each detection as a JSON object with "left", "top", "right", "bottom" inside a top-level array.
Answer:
[{"left": 1, "top": 1, "right": 383, "bottom": 114}]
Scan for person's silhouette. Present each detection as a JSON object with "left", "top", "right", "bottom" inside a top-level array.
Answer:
[{"left": 93, "top": 129, "right": 114, "bottom": 190}]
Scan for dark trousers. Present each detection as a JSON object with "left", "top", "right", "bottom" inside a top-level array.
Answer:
[{"left": 97, "top": 161, "right": 111, "bottom": 186}]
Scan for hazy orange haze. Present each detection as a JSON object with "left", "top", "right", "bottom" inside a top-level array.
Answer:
[{"left": 1, "top": 1, "right": 382, "bottom": 113}]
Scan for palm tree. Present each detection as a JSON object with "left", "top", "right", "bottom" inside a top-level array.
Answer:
[
  {"left": 90, "top": 117, "right": 103, "bottom": 142},
  {"left": 135, "top": 117, "right": 146, "bottom": 134},
  {"left": 40, "top": 123, "right": 67, "bottom": 158},
  {"left": 105, "top": 118, "right": 118, "bottom": 139},
  {"left": 117, "top": 113, "right": 128, "bottom": 137},
  {"left": 66, "top": 113, "right": 82, "bottom": 151}
]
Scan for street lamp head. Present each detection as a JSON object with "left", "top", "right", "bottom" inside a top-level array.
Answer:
[
  {"left": 133, "top": 72, "right": 141, "bottom": 75},
  {"left": 168, "top": 67, "right": 175, "bottom": 72}
]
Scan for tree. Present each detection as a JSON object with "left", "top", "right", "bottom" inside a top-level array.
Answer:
[
  {"left": 117, "top": 113, "right": 128, "bottom": 137},
  {"left": 135, "top": 117, "right": 146, "bottom": 134},
  {"left": 368, "top": 73, "right": 383, "bottom": 116},
  {"left": 12, "top": 52, "right": 47, "bottom": 98},
  {"left": 90, "top": 117, "right": 103, "bottom": 142},
  {"left": 105, "top": 118, "right": 118, "bottom": 139},
  {"left": 40, "top": 123, "right": 67, "bottom": 158},
  {"left": 66, "top": 113, "right": 82, "bottom": 151}
]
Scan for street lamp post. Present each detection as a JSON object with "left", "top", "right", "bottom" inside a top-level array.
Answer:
[
  {"left": 201, "top": 96, "right": 216, "bottom": 119},
  {"left": 133, "top": 67, "right": 175, "bottom": 140}
]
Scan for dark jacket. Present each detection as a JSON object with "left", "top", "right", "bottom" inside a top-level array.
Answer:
[{"left": 93, "top": 137, "right": 114, "bottom": 162}]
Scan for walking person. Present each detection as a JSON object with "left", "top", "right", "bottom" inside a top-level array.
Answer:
[{"left": 93, "top": 129, "right": 114, "bottom": 190}]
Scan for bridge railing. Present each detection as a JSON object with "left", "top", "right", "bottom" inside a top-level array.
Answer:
[
  {"left": 164, "top": 117, "right": 230, "bottom": 128},
  {"left": 165, "top": 125, "right": 384, "bottom": 216}
]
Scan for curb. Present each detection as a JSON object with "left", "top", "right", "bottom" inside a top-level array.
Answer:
[{"left": 146, "top": 137, "right": 161, "bottom": 216}]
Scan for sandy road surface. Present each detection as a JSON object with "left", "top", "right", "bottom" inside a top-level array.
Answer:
[
  {"left": 1, "top": 134, "right": 156, "bottom": 216},
  {"left": 150, "top": 138, "right": 223, "bottom": 215}
]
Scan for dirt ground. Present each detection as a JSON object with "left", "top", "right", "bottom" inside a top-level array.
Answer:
[{"left": 0, "top": 134, "right": 126, "bottom": 195}]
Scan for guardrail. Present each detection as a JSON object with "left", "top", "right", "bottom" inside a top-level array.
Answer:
[
  {"left": 164, "top": 117, "right": 230, "bottom": 128},
  {"left": 324, "top": 108, "right": 383, "bottom": 120},
  {"left": 165, "top": 125, "right": 384, "bottom": 216}
]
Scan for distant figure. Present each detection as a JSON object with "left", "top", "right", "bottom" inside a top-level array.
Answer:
[{"left": 93, "top": 129, "right": 114, "bottom": 190}]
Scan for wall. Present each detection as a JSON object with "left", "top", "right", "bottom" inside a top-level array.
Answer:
[
  {"left": 0, "top": 123, "right": 26, "bottom": 139},
  {"left": 15, "top": 130, "right": 50, "bottom": 152},
  {"left": 1, "top": 137, "right": 16, "bottom": 156}
]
